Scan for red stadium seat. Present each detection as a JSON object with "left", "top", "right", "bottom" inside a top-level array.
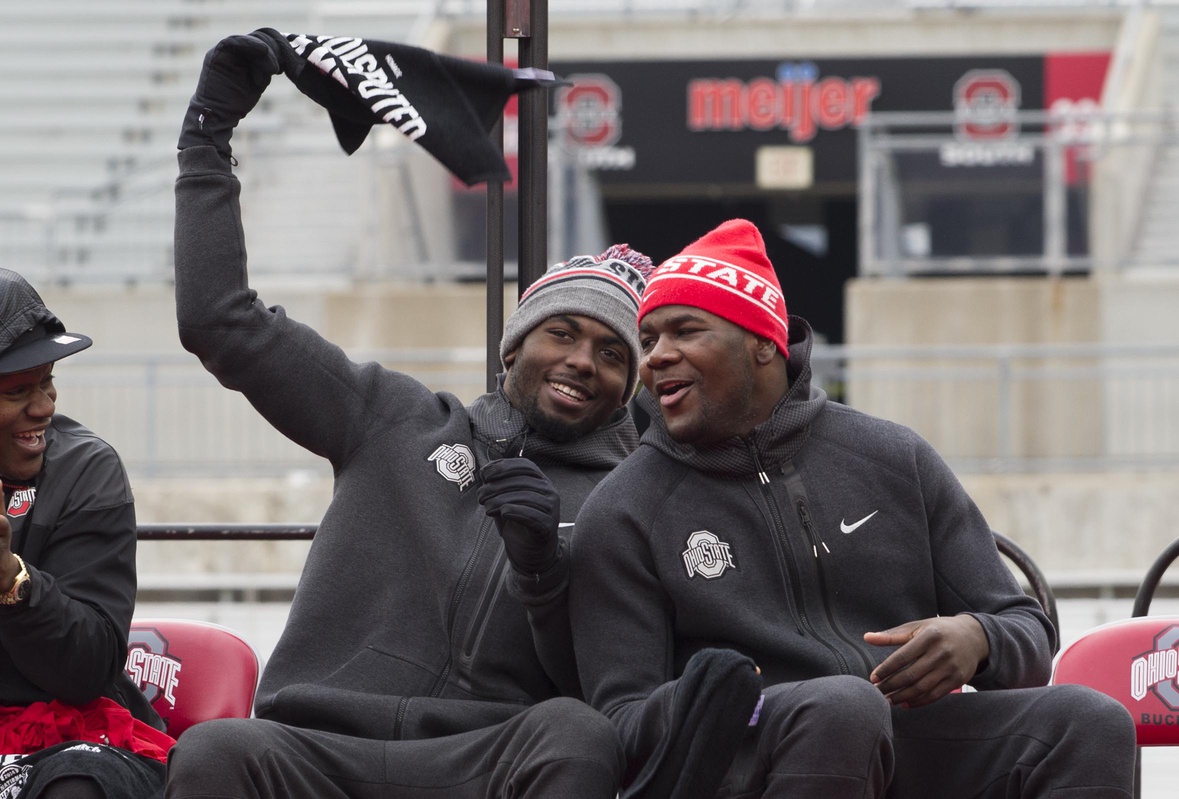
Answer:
[
  {"left": 1051, "top": 615, "right": 1179, "bottom": 746},
  {"left": 125, "top": 618, "right": 260, "bottom": 738},
  {"left": 1050, "top": 539, "right": 1179, "bottom": 797}
]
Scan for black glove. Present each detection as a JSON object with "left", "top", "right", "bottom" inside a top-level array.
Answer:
[
  {"left": 476, "top": 458, "right": 560, "bottom": 576},
  {"left": 178, "top": 32, "right": 281, "bottom": 158},
  {"left": 623, "top": 648, "right": 763, "bottom": 799}
]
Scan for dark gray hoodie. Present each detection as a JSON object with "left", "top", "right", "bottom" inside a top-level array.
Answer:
[
  {"left": 174, "top": 145, "right": 637, "bottom": 739},
  {"left": 569, "top": 317, "right": 1053, "bottom": 781}
]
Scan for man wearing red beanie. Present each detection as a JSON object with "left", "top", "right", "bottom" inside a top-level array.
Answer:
[{"left": 569, "top": 219, "right": 1136, "bottom": 799}]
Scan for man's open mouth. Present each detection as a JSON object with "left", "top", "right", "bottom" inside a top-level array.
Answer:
[{"left": 549, "top": 381, "right": 589, "bottom": 402}]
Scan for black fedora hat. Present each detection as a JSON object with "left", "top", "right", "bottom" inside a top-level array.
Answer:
[{"left": 0, "top": 269, "right": 92, "bottom": 375}]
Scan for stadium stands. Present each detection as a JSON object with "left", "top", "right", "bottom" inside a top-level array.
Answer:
[{"left": 0, "top": 0, "right": 432, "bottom": 283}]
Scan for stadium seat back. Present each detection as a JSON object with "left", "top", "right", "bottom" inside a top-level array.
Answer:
[
  {"left": 1051, "top": 615, "right": 1179, "bottom": 746},
  {"left": 125, "top": 618, "right": 260, "bottom": 738}
]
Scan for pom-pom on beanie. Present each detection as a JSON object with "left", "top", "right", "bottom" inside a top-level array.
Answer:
[
  {"left": 638, "top": 219, "right": 789, "bottom": 358},
  {"left": 500, "top": 244, "right": 655, "bottom": 398}
]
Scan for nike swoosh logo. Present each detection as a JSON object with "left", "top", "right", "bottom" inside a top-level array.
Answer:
[{"left": 840, "top": 510, "right": 879, "bottom": 534}]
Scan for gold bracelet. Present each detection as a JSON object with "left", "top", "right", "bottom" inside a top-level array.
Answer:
[{"left": 0, "top": 555, "right": 30, "bottom": 605}]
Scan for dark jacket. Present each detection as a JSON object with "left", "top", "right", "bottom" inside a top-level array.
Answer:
[
  {"left": 173, "top": 145, "right": 637, "bottom": 740},
  {"left": 569, "top": 318, "right": 1054, "bottom": 773},
  {"left": 0, "top": 414, "right": 160, "bottom": 728}
]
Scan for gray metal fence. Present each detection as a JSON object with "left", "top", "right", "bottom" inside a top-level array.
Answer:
[{"left": 51, "top": 342, "right": 1179, "bottom": 477}]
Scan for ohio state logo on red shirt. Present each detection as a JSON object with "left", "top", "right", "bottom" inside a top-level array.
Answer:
[{"left": 6, "top": 488, "right": 35, "bottom": 518}]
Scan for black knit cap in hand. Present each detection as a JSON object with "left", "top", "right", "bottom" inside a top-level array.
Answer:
[
  {"left": 623, "top": 648, "right": 763, "bottom": 799},
  {"left": 251, "top": 28, "right": 565, "bottom": 186}
]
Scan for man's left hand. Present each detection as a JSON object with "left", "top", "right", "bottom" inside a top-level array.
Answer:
[{"left": 864, "top": 614, "right": 989, "bottom": 708}]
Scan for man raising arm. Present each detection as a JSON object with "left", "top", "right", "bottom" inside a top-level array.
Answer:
[{"left": 165, "top": 32, "right": 653, "bottom": 799}]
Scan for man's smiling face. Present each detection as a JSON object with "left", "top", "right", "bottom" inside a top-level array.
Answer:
[
  {"left": 639, "top": 305, "right": 762, "bottom": 446},
  {"left": 503, "top": 314, "right": 630, "bottom": 442},
  {"left": 0, "top": 363, "right": 57, "bottom": 481}
]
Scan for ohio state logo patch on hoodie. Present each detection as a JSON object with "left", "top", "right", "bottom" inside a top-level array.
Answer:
[
  {"left": 6, "top": 487, "right": 35, "bottom": 518},
  {"left": 682, "top": 530, "right": 736, "bottom": 580},
  {"left": 428, "top": 443, "right": 476, "bottom": 490}
]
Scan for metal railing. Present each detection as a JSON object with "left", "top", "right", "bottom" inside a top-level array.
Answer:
[
  {"left": 51, "top": 341, "right": 1179, "bottom": 477},
  {"left": 436, "top": 0, "right": 1177, "bottom": 15},
  {"left": 858, "top": 107, "right": 1179, "bottom": 276}
]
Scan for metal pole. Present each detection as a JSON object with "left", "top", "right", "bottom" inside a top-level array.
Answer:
[
  {"left": 486, "top": 0, "right": 506, "bottom": 392},
  {"left": 857, "top": 120, "right": 876, "bottom": 277},
  {"left": 1043, "top": 134, "right": 1067, "bottom": 277},
  {"left": 516, "top": 0, "right": 548, "bottom": 295},
  {"left": 997, "top": 355, "right": 1013, "bottom": 467}
]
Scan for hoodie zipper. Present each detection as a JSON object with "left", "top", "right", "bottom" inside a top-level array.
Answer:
[
  {"left": 748, "top": 442, "right": 806, "bottom": 637},
  {"left": 461, "top": 548, "right": 509, "bottom": 658},
  {"left": 796, "top": 500, "right": 829, "bottom": 559},
  {"left": 785, "top": 468, "right": 876, "bottom": 677},
  {"left": 428, "top": 515, "right": 497, "bottom": 699},
  {"left": 753, "top": 441, "right": 851, "bottom": 676},
  {"left": 393, "top": 696, "right": 409, "bottom": 739}
]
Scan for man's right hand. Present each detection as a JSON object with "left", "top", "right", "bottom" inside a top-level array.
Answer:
[
  {"left": 178, "top": 32, "right": 281, "bottom": 158},
  {"left": 865, "top": 614, "right": 990, "bottom": 707}
]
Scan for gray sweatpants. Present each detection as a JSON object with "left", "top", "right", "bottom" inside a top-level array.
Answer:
[
  {"left": 718, "top": 676, "right": 1136, "bottom": 799},
  {"left": 164, "top": 697, "right": 623, "bottom": 799}
]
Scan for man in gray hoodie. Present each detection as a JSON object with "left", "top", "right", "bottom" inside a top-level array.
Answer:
[
  {"left": 165, "top": 34, "right": 652, "bottom": 799},
  {"left": 569, "top": 218, "right": 1137, "bottom": 799}
]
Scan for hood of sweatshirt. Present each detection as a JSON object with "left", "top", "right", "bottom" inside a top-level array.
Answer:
[{"left": 637, "top": 316, "right": 827, "bottom": 478}]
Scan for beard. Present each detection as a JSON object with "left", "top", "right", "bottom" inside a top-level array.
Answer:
[
  {"left": 505, "top": 356, "right": 615, "bottom": 444},
  {"left": 514, "top": 387, "right": 602, "bottom": 443}
]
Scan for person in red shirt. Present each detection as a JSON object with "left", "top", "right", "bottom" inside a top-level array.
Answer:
[{"left": 0, "top": 269, "right": 170, "bottom": 799}]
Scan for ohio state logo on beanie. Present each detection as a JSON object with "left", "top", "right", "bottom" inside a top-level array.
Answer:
[{"left": 639, "top": 219, "right": 789, "bottom": 357}]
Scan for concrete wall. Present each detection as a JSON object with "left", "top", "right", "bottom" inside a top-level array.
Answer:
[
  {"left": 844, "top": 276, "right": 1103, "bottom": 460},
  {"left": 38, "top": 281, "right": 518, "bottom": 357},
  {"left": 843, "top": 272, "right": 1179, "bottom": 580},
  {"left": 1100, "top": 274, "right": 1179, "bottom": 457}
]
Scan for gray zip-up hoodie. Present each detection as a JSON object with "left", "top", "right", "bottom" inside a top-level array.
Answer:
[
  {"left": 174, "top": 145, "right": 637, "bottom": 740},
  {"left": 569, "top": 317, "right": 1053, "bottom": 779}
]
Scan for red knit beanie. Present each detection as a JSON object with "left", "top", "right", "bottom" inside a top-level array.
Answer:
[{"left": 639, "top": 219, "right": 789, "bottom": 358}]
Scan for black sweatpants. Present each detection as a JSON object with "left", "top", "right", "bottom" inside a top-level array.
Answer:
[
  {"left": 5, "top": 741, "right": 165, "bottom": 799},
  {"left": 164, "top": 697, "right": 622, "bottom": 799},
  {"left": 718, "top": 676, "right": 1136, "bottom": 799}
]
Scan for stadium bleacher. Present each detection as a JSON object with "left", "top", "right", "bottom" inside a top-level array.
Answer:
[{"left": 0, "top": 0, "right": 433, "bottom": 282}]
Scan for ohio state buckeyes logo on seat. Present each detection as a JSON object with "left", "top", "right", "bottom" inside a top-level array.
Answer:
[{"left": 127, "top": 627, "right": 182, "bottom": 706}]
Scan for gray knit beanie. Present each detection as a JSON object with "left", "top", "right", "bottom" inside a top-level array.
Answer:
[{"left": 500, "top": 244, "right": 654, "bottom": 398}]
